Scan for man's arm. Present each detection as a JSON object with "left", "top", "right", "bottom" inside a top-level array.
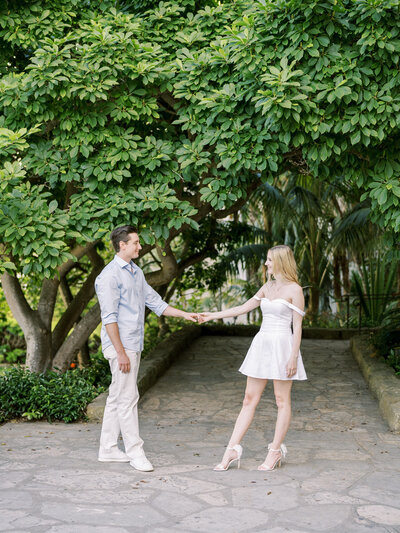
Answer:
[
  {"left": 105, "top": 323, "right": 131, "bottom": 373},
  {"left": 162, "top": 305, "right": 198, "bottom": 322},
  {"left": 143, "top": 275, "right": 197, "bottom": 322}
]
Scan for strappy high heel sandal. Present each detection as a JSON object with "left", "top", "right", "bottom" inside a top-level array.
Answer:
[
  {"left": 257, "top": 443, "right": 287, "bottom": 471},
  {"left": 213, "top": 444, "right": 243, "bottom": 471}
]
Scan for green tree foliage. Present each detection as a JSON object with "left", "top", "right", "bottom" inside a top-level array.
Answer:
[{"left": 0, "top": 0, "right": 399, "bottom": 371}]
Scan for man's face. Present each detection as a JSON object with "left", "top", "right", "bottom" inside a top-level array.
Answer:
[{"left": 120, "top": 233, "right": 142, "bottom": 260}]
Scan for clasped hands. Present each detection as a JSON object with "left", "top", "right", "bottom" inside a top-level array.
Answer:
[{"left": 183, "top": 312, "right": 216, "bottom": 324}]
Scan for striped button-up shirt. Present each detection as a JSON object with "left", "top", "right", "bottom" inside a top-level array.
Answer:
[{"left": 95, "top": 255, "right": 168, "bottom": 352}]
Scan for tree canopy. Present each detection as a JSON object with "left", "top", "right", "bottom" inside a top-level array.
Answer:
[{"left": 0, "top": 0, "right": 399, "bottom": 371}]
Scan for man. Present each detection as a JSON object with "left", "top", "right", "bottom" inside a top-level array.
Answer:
[{"left": 95, "top": 225, "right": 197, "bottom": 471}]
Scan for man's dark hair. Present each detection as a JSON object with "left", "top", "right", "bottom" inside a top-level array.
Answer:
[{"left": 110, "top": 225, "right": 139, "bottom": 252}]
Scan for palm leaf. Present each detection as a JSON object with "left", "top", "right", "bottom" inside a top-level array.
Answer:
[
  {"left": 330, "top": 204, "right": 378, "bottom": 255},
  {"left": 219, "top": 244, "right": 270, "bottom": 278}
]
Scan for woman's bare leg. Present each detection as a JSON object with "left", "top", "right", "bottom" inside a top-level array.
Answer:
[
  {"left": 216, "top": 377, "right": 267, "bottom": 469},
  {"left": 260, "top": 379, "right": 293, "bottom": 469}
]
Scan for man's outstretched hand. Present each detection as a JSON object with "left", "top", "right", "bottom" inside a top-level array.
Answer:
[
  {"left": 198, "top": 312, "right": 215, "bottom": 324},
  {"left": 183, "top": 312, "right": 200, "bottom": 323}
]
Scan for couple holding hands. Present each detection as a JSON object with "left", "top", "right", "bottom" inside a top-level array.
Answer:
[{"left": 95, "top": 225, "right": 307, "bottom": 473}]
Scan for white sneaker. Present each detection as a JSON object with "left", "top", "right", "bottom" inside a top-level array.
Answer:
[
  {"left": 130, "top": 454, "right": 154, "bottom": 472},
  {"left": 98, "top": 447, "right": 130, "bottom": 463}
]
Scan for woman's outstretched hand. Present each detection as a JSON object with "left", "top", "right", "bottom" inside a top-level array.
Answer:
[{"left": 198, "top": 312, "right": 215, "bottom": 324}]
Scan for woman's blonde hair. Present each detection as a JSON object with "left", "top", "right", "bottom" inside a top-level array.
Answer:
[{"left": 268, "top": 245, "right": 299, "bottom": 284}]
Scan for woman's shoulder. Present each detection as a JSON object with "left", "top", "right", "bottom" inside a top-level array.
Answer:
[
  {"left": 258, "top": 282, "right": 270, "bottom": 297},
  {"left": 285, "top": 282, "right": 303, "bottom": 297}
]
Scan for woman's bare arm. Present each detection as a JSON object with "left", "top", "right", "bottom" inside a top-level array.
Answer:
[{"left": 199, "top": 286, "right": 265, "bottom": 322}]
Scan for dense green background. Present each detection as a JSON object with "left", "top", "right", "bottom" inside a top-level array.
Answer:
[{"left": 0, "top": 0, "right": 399, "bottom": 374}]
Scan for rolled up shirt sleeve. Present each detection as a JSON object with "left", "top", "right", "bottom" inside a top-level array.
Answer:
[
  {"left": 95, "top": 273, "right": 120, "bottom": 325},
  {"left": 144, "top": 281, "right": 168, "bottom": 317}
]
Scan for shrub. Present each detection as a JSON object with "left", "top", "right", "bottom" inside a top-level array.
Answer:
[
  {"left": 386, "top": 348, "right": 400, "bottom": 376},
  {"left": 370, "top": 314, "right": 400, "bottom": 375},
  {"left": 77, "top": 349, "right": 111, "bottom": 389},
  {"left": 0, "top": 363, "right": 108, "bottom": 424},
  {"left": 0, "top": 317, "right": 183, "bottom": 424},
  {"left": 0, "top": 344, "right": 25, "bottom": 364}
]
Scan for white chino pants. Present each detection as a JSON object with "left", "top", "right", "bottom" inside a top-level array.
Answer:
[{"left": 99, "top": 346, "right": 144, "bottom": 458}]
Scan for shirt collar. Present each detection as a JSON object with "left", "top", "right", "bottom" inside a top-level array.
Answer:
[{"left": 114, "top": 255, "right": 138, "bottom": 271}]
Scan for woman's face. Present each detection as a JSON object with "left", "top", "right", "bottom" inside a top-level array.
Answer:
[{"left": 265, "top": 253, "right": 274, "bottom": 275}]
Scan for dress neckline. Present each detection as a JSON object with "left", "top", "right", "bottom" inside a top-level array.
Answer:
[
  {"left": 261, "top": 297, "right": 292, "bottom": 305},
  {"left": 259, "top": 297, "right": 305, "bottom": 317}
]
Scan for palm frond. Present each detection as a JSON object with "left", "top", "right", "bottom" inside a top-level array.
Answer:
[
  {"left": 219, "top": 243, "right": 270, "bottom": 278},
  {"left": 249, "top": 183, "right": 286, "bottom": 211},
  {"left": 330, "top": 204, "right": 377, "bottom": 254},
  {"left": 217, "top": 220, "right": 270, "bottom": 246},
  {"left": 351, "top": 256, "right": 398, "bottom": 324},
  {"left": 286, "top": 185, "right": 321, "bottom": 216}
]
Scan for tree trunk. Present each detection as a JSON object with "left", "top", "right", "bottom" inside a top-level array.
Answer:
[
  {"left": 157, "top": 314, "right": 170, "bottom": 338},
  {"left": 309, "top": 286, "right": 320, "bottom": 322},
  {"left": 52, "top": 303, "right": 101, "bottom": 372},
  {"left": 333, "top": 253, "right": 341, "bottom": 300},
  {"left": 25, "top": 322, "right": 52, "bottom": 373},
  {"left": 1, "top": 272, "right": 54, "bottom": 372},
  {"left": 340, "top": 253, "right": 350, "bottom": 294},
  {"left": 308, "top": 265, "right": 320, "bottom": 324},
  {"left": 77, "top": 342, "right": 90, "bottom": 367},
  {"left": 333, "top": 253, "right": 341, "bottom": 313}
]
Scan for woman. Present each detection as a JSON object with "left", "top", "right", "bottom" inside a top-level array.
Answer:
[{"left": 199, "top": 245, "right": 307, "bottom": 471}]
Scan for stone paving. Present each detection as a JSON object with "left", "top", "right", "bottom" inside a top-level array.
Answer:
[{"left": 1, "top": 336, "right": 400, "bottom": 532}]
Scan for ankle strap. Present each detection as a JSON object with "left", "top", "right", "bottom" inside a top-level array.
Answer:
[
  {"left": 268, "top": 443, "right": 287, "bottom": 455},
  {"left": 227, "top": 444, "right": 242, "bottom": 453}
]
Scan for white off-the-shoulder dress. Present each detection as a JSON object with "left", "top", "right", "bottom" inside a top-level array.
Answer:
[{"left": 238, "top": 297, "right": 307, "bottom": 381}]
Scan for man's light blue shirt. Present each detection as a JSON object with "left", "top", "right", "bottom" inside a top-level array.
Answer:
[{"left": 95, "top": 255, "right": 169, "bottom": 352}]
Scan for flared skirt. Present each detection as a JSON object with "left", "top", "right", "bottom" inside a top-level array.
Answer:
[{"left": 238, "top": 330, "right": 307, "bottom": 381}]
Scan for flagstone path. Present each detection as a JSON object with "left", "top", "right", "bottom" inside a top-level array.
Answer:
[{"left": 1, "top": 337, "right": 400, "bottom": 532}]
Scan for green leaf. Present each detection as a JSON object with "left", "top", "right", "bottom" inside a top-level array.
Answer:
[
  {"left": 335, "top": 86, "right": 351, "bottom": 99},
  {"left": 269, "top": 159, "right": 278, "bottom": 172},
  {"left": 318, "top": 36, "right": 330, "bottom": 47},
  {"left": 308, "top": 47, "right": 319, "bottom": 57},
  {"left": 49, "top": 200, "right": 58, "bottom": 213},
  {"left": 2, "top": 262, "right": 17, "bottom": 270},
  {"left": 326, "top": 22, "right": 335, "bottom": 37},
  {"left": 385, "top": 162, "right": 393, "bottom": 179},
  {"left": 80, "top": 145, "right": 90, "bottom": 157}
]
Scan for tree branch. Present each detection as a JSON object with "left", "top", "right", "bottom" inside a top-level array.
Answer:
[
  {"left": 1, "top": 272, "right": 36, "bottom": 332},
  {"left": 158, "top": 91, "right": 179, "bottom": 110},
  {"left": 144, "top": 244, "right": 178, "bottom": 287},
  {"left": 139, "top": 178, "right": 262, "bottom": 281},
  {"left": 51, "top": 303, "right": 101, "bottom": 372},
  {"left": 58, "top": 241, "right": 99, "bottom": 278},
  {"left": 60, "top": 277, "right": 73, "bottom": 307},
  {"left": 51, "top": 248, "right": 105, "bottom": 356}
]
